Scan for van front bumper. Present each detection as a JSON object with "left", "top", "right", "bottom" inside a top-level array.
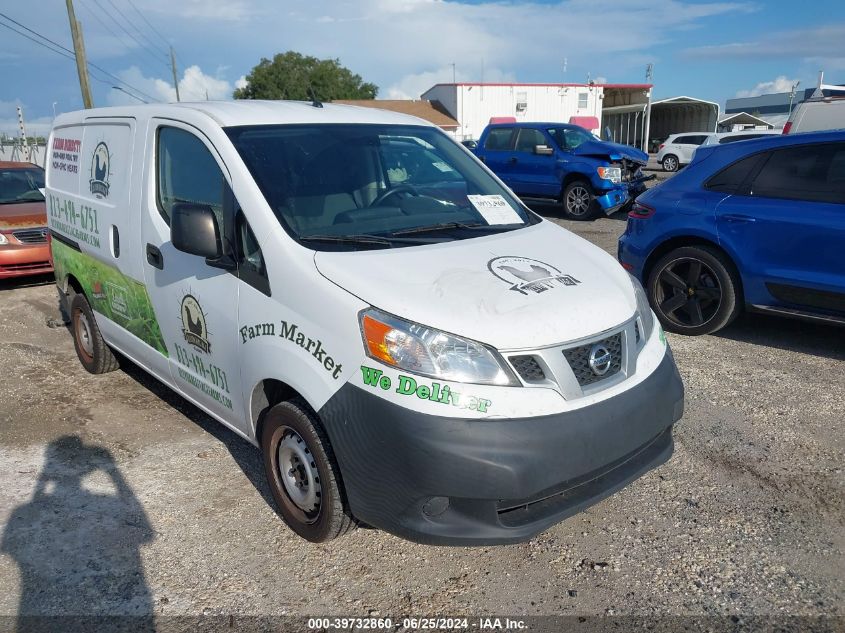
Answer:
[{"left": 318, "top": 352, "right": 684, "bottom": 545}]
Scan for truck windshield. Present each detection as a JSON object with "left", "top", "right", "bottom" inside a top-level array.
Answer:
[{"left": 225, "top": 124, "right": 537, "bottom": 250}]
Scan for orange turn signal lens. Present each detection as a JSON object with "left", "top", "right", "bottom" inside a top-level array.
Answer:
[{"left": 362, "top": 314, "right": 395, "bottom": 364}]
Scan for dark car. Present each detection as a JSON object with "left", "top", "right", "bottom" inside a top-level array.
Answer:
[
  {"left": 618, "top": 130, "right": 845, "bottom": 335},
  {"left": 460, "top": 139, "right": 478, "bottom": 149},
  {"left": 473, "top": 122, "right": 652, "bottom": 220}
]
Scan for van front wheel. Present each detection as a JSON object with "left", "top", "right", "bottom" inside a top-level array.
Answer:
[
  {"left": 261, "top": 399, "right": 356, "bottom": 542},
  {"left": 70, "top": 292, "right": 119, "bottom": 374}
]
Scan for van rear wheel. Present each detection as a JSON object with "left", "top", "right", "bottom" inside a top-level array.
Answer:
[
  {"left": 70, "top": 292, "right": 119, "bottom": 374},
  {"left": 261, "top": 399, "right": 356, "bottom": 542}
]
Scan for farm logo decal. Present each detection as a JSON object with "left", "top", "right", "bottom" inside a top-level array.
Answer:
[
  {"left": 488, "top": 256, "right": 580, "bottom": 295},
  {"left": 180, "top": 294, "right": 210, "bottom": 353},
  {"left": 89, "top": 142, "right": 111, "bottom": 199}
]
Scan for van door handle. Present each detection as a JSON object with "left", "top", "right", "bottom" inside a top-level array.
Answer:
[
  {"left": 722, "top": 214, "right": 756, "bottom": 223},
  {"left": 146, "top": 243, "right": 164, "bottom": 269}
]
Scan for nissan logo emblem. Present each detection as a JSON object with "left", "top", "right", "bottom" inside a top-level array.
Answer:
[{"left": 588, "top": 344, "right": 613, "bottom": 376}]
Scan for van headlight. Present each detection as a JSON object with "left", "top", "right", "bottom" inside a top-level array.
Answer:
[
  {"left": 360, "top": 308, "right": 519, "bottom": 386},
  {"left": 630, "top": 274, "right": 655, "bottom": 340}
]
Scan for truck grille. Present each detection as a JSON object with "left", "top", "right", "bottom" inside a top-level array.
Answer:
[
  {"left": 562, "top": 333, "right": 623, "bottom": 387},
  {"left": 12, "top": 227, "right": 49, "bottom": 244}
]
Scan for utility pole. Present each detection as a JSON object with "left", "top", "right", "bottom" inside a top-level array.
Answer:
[
  {"left": 170, "top": 46, "right": 181, "bottom": 102},
  {"left": 643, "top": 63, "right": 654, "bottom": 154},
  {"left": 65, "top": 0, "right": 94, "bottom": 109},
  {"left": 17, "top": 106, "right": 30, "bottom": 162}
]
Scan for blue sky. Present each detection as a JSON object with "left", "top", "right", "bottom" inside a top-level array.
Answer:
[{"left": 1, "top": 0, "right": 843, "bottom": 136}]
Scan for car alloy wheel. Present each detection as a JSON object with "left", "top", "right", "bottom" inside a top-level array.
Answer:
[
  {"left": 565, "top": 185, "right": 592, "bottom": 217},
  {"left": 653, "top": 257, "right": 722, "bottom": 328},
  {"left": 662, "top": 156, "right": 678, "bottom": 172}
]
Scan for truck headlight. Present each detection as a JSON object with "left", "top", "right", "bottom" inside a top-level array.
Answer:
[
  {"left": 0, "top": 233, "right": 9, "bottom": 245},
  {"left": 360, "top": 308, "right": 519, "bottom": 386},
  {"left": 630, "top": 274, "right": 655, "bottom": 340},
  {"left": 597, "top": 166, "right": 622, "bottom": 184}
]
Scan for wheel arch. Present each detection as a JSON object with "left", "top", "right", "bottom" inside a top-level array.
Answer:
[
  {"left": 643, "top": 235, "right": 744, "bottom": 302},
  {"left": 560, "top": 171, "right": 594, "bottom": 194},
  {"left": 250, "top": 378, "right": 308, "bottom": 444}
]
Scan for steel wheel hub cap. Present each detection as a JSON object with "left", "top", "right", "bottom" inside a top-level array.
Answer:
[
  {"left": 278, "top": 430, "right": 321, "bottom": 514},
  {"left": 76, "top": 312, "right": 94, "bottom": 356}
]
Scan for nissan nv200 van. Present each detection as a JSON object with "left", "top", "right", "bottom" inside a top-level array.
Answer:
[{"left": 46, "top": 102, "right": 684, "bottom": 545}]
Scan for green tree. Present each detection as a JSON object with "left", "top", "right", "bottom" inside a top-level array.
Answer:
[{"left": 233, "top": 51, "right": 378, "bottom": 101}]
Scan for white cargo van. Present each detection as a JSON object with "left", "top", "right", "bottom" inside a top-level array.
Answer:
[{"left": 46, "top": 102, "right": 684, "bottom": 545}]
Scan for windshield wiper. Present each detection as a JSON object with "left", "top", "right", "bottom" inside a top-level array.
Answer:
[
  {"left": 299, "top": 233, "right": 447, "bottom": 247},
  {"left": 391, "top": 221, "right": 518, "bottom": 236}
]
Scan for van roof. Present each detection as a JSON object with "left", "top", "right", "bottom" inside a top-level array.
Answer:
[{"left": 51, "top": 100, "right": 439, "bottom": 129}]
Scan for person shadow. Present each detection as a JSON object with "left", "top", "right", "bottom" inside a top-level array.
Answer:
[{"left": 1, "top": 436, "right": 155, "bottom": 633}]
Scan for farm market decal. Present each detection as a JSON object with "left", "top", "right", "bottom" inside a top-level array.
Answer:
[
  {"left": 180, "top": 294, "right": 211, "bottom": 353},
  {"left": 51, "top": 137, "right": 81, "bottom": 175},
  {"left": 240, "top": 320, "right": 343, "bottom": 379},
  {"left": 89, "top": 142, "right": 111, "bottom": 199},
  {"left": 50, "top": 240, "right": 167, "bottom": 355},
  {"left": 488, "top": 256, "right": 580, "bottom": 295},
  {"left": 359, "top": 366, "right": 492, "bottom": 413},
  {"left": 48, "top": 193, "right": 101, "bottom": 248}
]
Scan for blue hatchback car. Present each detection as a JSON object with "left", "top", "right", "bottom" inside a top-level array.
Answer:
[{"left": 618, "top": 130, "right": 845, "bottom": 335}]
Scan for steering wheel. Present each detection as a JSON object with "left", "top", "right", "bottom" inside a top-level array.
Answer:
[{"left": 370, "top": 184, "right": 420, "bottom": 207}]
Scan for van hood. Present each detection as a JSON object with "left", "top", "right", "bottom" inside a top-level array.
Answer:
[
  {"left": 314, "top": 222, "right": 637, "bottom": 350},
  {"left": 573, "top": 140, "right": 648, "bottom": 165}
]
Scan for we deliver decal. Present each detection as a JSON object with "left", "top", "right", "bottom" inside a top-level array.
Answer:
[{"left": 360, "top": 366, "right": 492, "bottom": 413}]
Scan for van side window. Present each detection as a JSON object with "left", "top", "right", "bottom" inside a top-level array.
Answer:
[
  {"left": 157, "top": 127, "right": 225, "bottom": 225},
  {"left": 236, "top": 212, "right": 270, "bottom": 296}
]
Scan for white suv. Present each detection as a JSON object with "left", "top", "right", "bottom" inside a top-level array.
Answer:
[{"left": 656, "top": 133, "right": 709, "bottom": 171}]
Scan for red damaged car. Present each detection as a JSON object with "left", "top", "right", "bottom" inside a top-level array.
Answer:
[{"left": 0, "top": 162, "right": 52, "bottom": 279}]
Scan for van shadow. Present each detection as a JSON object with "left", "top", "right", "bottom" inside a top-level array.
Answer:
[
  {"left": 117, "top": 359, "right": 276, "bottom": 510},
  {"left": 1, "top": 435, "right": 155, "bottom": 632},
  {"left": 716, "top": 311, "right": 845, "bottom": 361}
]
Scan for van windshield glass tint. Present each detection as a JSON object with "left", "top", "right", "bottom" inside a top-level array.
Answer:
[{"left": 225, "top": 124, "right": 536, "bottom": 250}]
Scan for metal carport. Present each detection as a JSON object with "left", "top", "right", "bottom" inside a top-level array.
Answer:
[{"left": 649, "top": 96, "right": 719, "bottom": 142}]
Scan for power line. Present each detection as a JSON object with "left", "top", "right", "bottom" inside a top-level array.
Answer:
[
  {"left": 104, "top": 0, "right": 167, "bottom": 60},
  {"left": 89, "top": 0, "right": 169, "bottom": 71},
  {"left": 125, "top": 0, "right": 169, "bottom": 48},
  {"left": 0, "top": 11, "right": 160, "bottom": 103}
]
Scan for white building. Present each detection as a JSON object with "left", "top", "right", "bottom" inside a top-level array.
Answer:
[{"left": 421, "top": 82, "right": 654, "bottom": 147}]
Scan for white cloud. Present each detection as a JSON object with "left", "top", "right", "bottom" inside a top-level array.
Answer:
[
  {"left": 736, "top": 75, "right": 800, "bottom": 98},
  {"left": 106, "top": 65, "right": 234, "bottom": 105},
  {"left": 235, "top": 75, "right": 249, "bottom": 91},
  {"left": 0, "top": 99, "right": 54, "bottom": 139},
  {"left": 593, "top": 76, "right": 608, "bottom": 85}
]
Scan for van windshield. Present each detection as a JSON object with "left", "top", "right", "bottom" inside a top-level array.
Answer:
[{"left": 225, "top": 124, "right": 538, "bottom": 250}]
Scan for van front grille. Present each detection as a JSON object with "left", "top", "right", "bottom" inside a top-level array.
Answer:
[
  {"left": 562, "top": 333, "right": 623, "bottom": 387},
  {"left": 510, "top": 355, "right": 545, "bottom": 382}
]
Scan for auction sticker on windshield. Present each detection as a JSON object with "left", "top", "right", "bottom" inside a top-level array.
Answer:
[{"left": 467, "top": 194, "right": 523, "bottom": 225}]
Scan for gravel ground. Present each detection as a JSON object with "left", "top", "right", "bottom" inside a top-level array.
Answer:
[{"left": 0, "top": 194, "right": 842, "bottom": 631}]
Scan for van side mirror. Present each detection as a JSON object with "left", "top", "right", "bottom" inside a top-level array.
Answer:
[
  {"left": 535, "top": 145, "right": 554, "bottom": 156},
  {"left": 171, "top": 203, "right": 234, "bottom": 270}
]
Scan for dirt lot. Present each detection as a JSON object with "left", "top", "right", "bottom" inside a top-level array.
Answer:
[{"left": 0, "top": 203, "right": 843, "bottom": 630}]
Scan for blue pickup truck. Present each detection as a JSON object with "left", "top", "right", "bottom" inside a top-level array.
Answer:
[{"left": 473, "top": 122, "right": 653, "bottom": 220}]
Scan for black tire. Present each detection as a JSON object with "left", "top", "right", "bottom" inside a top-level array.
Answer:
[
  {"left": 661, "top": 154, "right": 679, "bottom": 172},
  {"left": 647, "top": 245, "right": 742, "bottom": 336},
  {"left": 261, "top": 399, "right": 356, "bottom": 542},
  {"left": 561, "top": 180, "right": 597, "bottom": 220},
  {"left": 70, "top": 292, "right": 119, "bottom": 374}
]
